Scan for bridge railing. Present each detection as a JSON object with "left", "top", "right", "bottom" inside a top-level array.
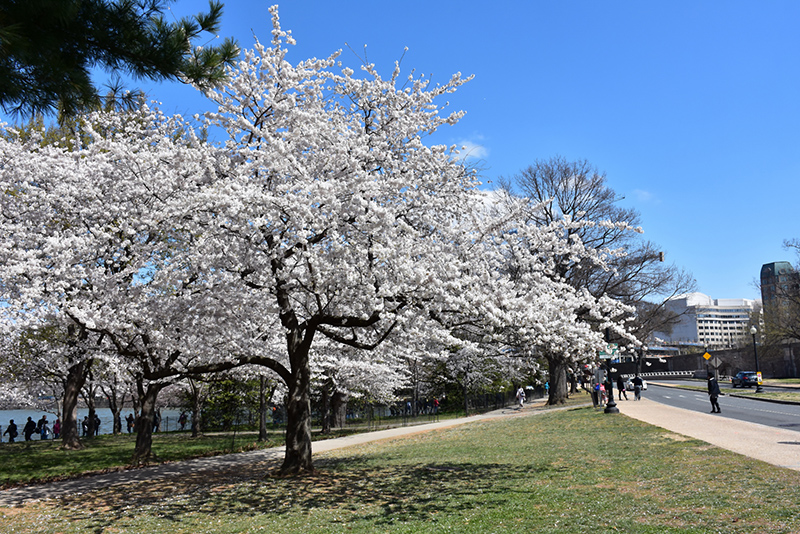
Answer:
[{"left": 620, "top": 370, "right": 695, "bottom": 380}]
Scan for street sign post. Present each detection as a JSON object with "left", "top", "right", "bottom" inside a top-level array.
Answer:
[{"left": 599, "top": 343, "right": 618, "bottom": 360}]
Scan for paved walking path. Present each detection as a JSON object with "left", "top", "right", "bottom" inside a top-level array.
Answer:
[{"left": 2, "top": 395, "right": 799, "bottom": 508}]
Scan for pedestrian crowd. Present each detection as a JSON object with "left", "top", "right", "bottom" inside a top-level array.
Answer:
[
  {"left": 1, "top": 409, "right": 178, "bottom": 443},
  {"left": 1, "top": 414, "right": 61, "bottom": 443},
  {"left": 584, "top": 369, "right": 645, "bottom": 408}
]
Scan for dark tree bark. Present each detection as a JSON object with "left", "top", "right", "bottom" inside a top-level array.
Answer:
[
  {"left": 258, "top": 376, "right": 276, "bottom": 442},
  {"left": 546, "top": 353, "right": 570, "bottom": 405},
  {"left": 331, "top": 391, "right": 347, "bottom": 429},
  {"left": 60, "top": 359, "right": 92, "bottom": 449},
  {"left": 131, "top": 381, "right": 168, "bottom": 465},
  {"left": 280, "top": 336, "right": 314, "bottom": 475},
  {"left": 110, "top": 397, "right": 123, "bottom": 435},
  {"left": 320, "top": 379, "right": 332, "bottom": 434},
  {"left": 101, "top": 375, "right": 126, "bottom": 434},
  {"left": 81, "top": 376, "right": 98, "bottom": 438},
  {"left": 190, "top": 384, "right": 202, "bottom": 438}
]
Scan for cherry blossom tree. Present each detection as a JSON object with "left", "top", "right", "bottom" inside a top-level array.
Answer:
[
  {"left": 450, "top": 191, "right": 640, "bottom": 405},
  {"left": 175, "top": 6, "right": 480, "bottom": 474},
  {"left": 499, "top": 158, "right": 695, "bottom": 401},
  {"left": 0, "top": 7, "right": 644, "bottom": 475},
  {"left": 0, "top": 106, "right": 246, "bottom": 458}
]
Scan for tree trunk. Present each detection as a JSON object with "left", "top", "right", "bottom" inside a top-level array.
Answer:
[
  {"left": 60, "top": 359, "right": 91, "bottom": 450},
  {"left": 546, "top": 354, "right": 570, "bottom": 405},
  {"left": 186, "top": 378, "right": 201, "bottom": 438},
  {"left": 191, "top": 397, "right": 201, "bottom": 438},
  {"left": 331, "top": 391, "right": 347, "bottom": 429},
  {"left": 131, "top": 382, "right": 166, "bottom": 465},
  {"left": 103, "top": 378, "right": 125, "bottom": 435},
  {"left": 280, "top": 339, "right": 314, "bottom": 475},
  {"left": 111, "top": 399, "right": 123, "bottom": 435},
  {"left": 258, "top": 376, "right": 268, "bottom": 441},
  {"left": 320, "top": 380, "right": 332, "bottom": 434}
]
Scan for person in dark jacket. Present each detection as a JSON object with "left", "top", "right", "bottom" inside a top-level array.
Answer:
[
  {"left": 707, "top": 372, "right": 721, "bottom": 413},
  {"left": 616, "top": 375, "right": 628, "bottom": 400},
  {"left": 23, "top": 417, "right": 37, "bottom": 441},
  {"left": 632, "top": 375, "right": 644, "bottom": 400},
  {"left": 4, "top": 420, "right": 18, "bottom": 443}
]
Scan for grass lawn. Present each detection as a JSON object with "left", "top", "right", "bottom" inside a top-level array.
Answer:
[
  {"left": 0, "top": 411, "right": 492, "bottom": 488},
  {"left": 0, "top": 431, "right": 283, "bottom": 488},
  {"left": 764, "top": 378, "right": 800, "bottom": 386},
  {"left": 726, "top": 389, "right": 800, "bottom": 402},
  {"left": 2, "top": 406, "right": 799, "bottom": 533}
]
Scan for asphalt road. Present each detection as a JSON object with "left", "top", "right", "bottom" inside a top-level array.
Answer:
[
  {"left": 655, "top": 378, "right": 787, "bottom": 394},
  {"left": 636, "top": 383, "right": 800, "bottom": 433}
]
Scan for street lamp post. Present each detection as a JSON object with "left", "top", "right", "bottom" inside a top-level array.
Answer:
[
  {"left": 750, "top": 326, "right": 763, "bottom": 393},
  {"left": 603, "top": 364, "right": 619, "bottom": 414}
]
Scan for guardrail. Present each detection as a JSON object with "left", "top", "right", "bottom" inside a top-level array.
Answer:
[{"left": 620, "top": 371, "right": 695, "bottom": 379}]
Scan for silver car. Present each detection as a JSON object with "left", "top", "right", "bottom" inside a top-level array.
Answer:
[{"left": 625, "top": 377, "right": 648, "bottom": 391}]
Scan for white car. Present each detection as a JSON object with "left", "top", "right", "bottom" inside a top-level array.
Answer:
[{"left": 624, "top": 377, "right": 648, "bottom": 391}]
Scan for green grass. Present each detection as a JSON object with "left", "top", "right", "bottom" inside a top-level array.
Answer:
[
  {"left": 0, "top": 431, "right": 284, "bottom": 488},
  {"left": 763, "top": 378, "right": 800, "bottom": 386},
  {"left": 726, "top": 389, "right": 800, "bottom": 402},
  {"left": 0, "top": 409, "right": 510, "bottom": 489},
  {"left": 2, "top": 406, "right": 800, "bottom": 533}
]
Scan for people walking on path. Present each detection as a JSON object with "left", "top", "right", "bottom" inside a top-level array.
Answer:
[
  {"left": 23, "top": 417, "right": 37, "bottom": 441},
  {"left": 516, "top": 387, "right": 526, "bottom": 409},
  {"left": 616, "top": 375, "right": 628, "bottom": 400},
  {"left": 37, "top": 415, "right": 48, "bottom": 439},
  {"left": 632, "top": 375, "right": 644, "bottom": 401},
  {"left": 708, "top": 372, "right": 722, "bottom": 413},
  {"left": 178, "top": 411, "right": 188, "bottom": 431},
  {"left": 4, "top": 420, "right": 17, "bottom": 443}
]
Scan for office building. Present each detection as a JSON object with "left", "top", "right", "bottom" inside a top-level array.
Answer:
[
  {"left": 652, "top": 292, "right": 758, "bottom": 349},
  {"left": 761, "top": 261, "right": 799, "bottom": 307}
]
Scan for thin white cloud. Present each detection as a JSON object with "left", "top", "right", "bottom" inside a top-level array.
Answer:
[
  {"left": 458, "top": 139, "right": 489, "bottom": 160},
  {"left": 633, "top": 189, "right": 656, "bottom": 203}
]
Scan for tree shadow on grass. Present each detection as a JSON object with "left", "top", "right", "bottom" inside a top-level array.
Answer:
[{"left": 55, "top": 457, "right": 559, "bottom": 531}]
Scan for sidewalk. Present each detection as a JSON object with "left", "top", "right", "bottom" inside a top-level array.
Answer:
[
  {"left": 618, "top": 397, "right": 800, "bottom": 472},
  {"left": 2, "top": 398, "right": 798, "bottom": 507}
]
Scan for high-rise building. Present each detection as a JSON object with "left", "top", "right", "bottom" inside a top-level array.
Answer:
[
  {"left": 761, "top": 262, "right": 798, "bottom": 307},
  {"left": 652, "top": 292, "right": 758, "bottom": 349},
  {"left": 760, "top": 261, "right": 800, "bottom": 342}
]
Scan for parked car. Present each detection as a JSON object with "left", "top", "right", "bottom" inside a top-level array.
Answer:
[
  {"left": 624, "top": 377, "right": 648, "bottom": 391},
  {"left": 731, "top": 371, "right": 759, "bottom": 388}
]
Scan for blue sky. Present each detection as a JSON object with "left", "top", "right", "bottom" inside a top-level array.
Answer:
[{"left": 16, "top": 1, "right": 800, "bottom": 301}]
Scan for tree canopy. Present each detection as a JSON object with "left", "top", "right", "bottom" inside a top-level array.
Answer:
[
  {"left": 0, "top": 0, "right": 238, "bottom": 118},
  {"left": 0, "top": 8, "right": 644, "bottom": 473},
  {"left": 500, "top": 156, "right": 695, "bottom": 402}
]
